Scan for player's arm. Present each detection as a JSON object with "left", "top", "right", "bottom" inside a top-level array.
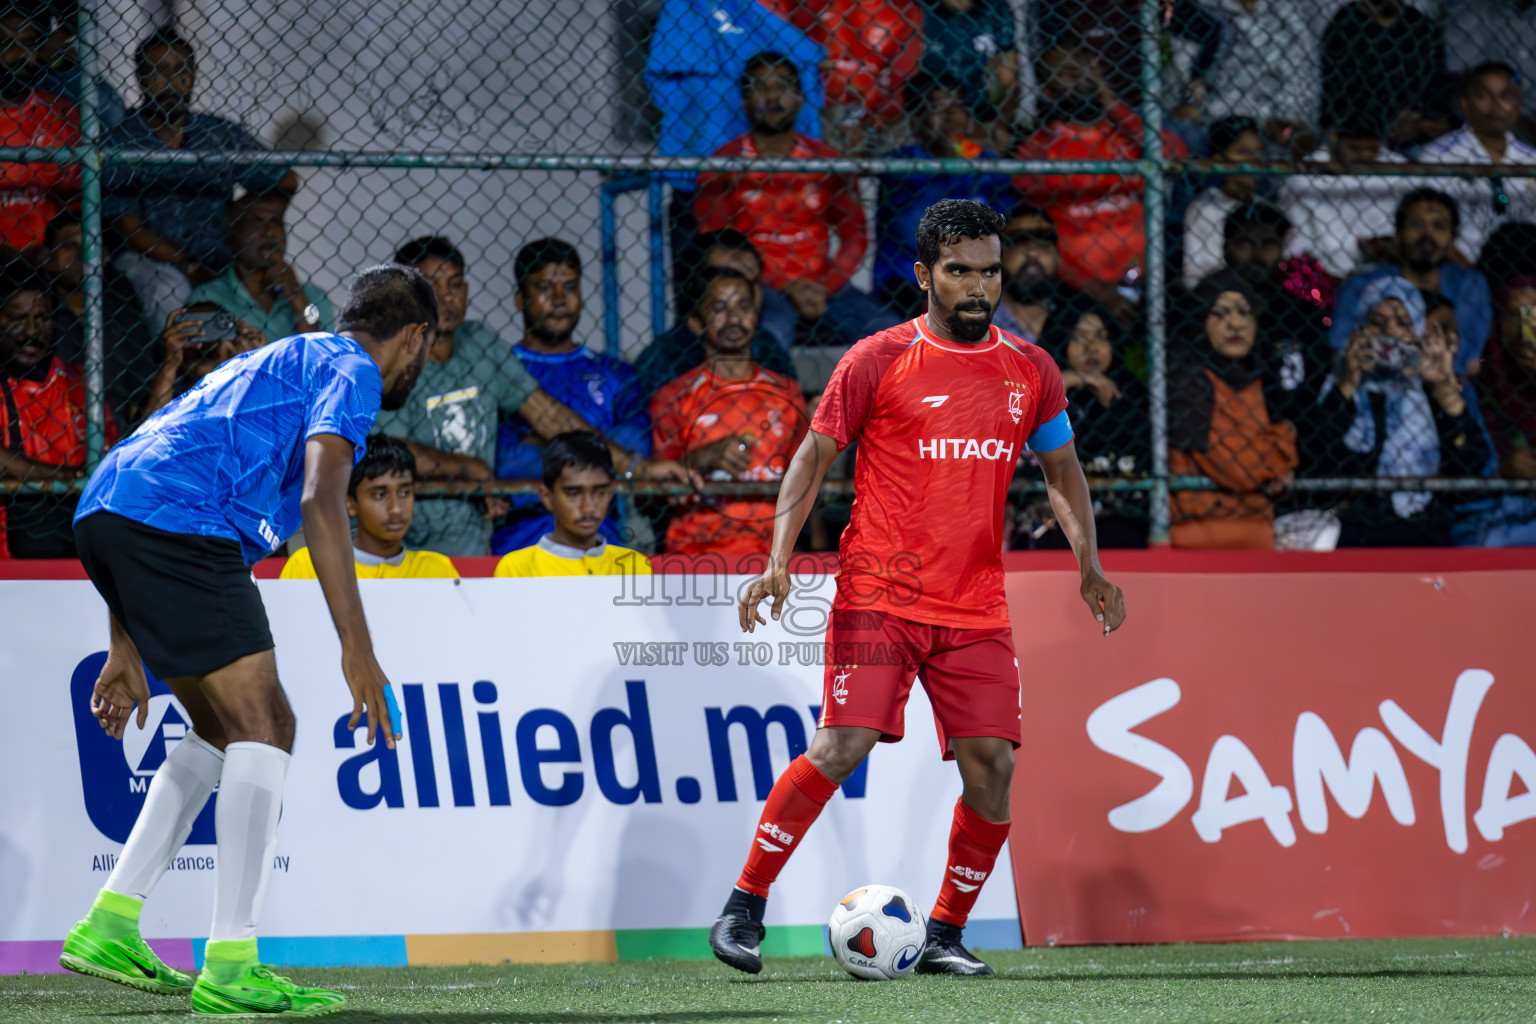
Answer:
[
  {"left": 1036, "top": 441, "right": 1127, "bottom": 636},
  {"left": 301, "top": 433, "right": 398, "bottom": 748},
  {"left": 739, "top": 429, "right": 840, "bottom": 632}
]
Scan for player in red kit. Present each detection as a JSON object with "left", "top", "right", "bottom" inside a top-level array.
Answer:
[{"left": 709, "top": 199, "right": 1127, "bottom": 976}]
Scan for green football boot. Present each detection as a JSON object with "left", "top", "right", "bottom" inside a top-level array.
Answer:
[
  {"left": 58, "top": 916, "right": 194, "bottom": 996},
  {"left": 191, "top": 961, "right": 346, "bottom": 1018}
]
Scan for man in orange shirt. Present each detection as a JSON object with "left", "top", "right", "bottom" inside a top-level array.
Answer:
[
  {"left": 0, "top": 262, "right": 116, "bottom": 557},
  {"left": 651, "top": 267, "right": 807, "bottom": 555},
  {"left": 694, "top": 51, "right": 898, "bottom": 345},
  {"left": 0, "top": 2, "right": 78, "bottom": 254},
  {"left": 1013, "top": 41, "right": 1185, "bottom": 305}
]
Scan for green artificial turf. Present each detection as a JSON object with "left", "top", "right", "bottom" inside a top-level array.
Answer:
[{"left": 6, "top": 937, "right": 1536, "bottom": 1023}]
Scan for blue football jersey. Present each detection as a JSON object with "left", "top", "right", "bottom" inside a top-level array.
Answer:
[{"left": 77, "top": 332, "right": 382, "bottom": 565}]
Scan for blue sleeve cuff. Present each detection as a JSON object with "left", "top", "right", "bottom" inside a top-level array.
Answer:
[{"left": 1027, "top": 409, "right": 1074, "bottom": 453}]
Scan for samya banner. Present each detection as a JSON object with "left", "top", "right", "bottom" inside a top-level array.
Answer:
[{"left": 1005, "top": 569, "right": 1536, "bottom": 945}]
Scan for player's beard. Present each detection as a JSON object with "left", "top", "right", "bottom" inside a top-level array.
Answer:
[
  {"left": 943, "top": 299, "right": 994, "bottom": 343},
  {"left": 381, "top": 339, "right": 430, "bottom": 410}
]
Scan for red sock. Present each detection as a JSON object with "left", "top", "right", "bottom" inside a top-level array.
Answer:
[
  {"left": 736, "top": 755, "right": 839, "bottom": 897},
  {"left": 930, "top": 798, "right": 1011, "bottom": 928}
]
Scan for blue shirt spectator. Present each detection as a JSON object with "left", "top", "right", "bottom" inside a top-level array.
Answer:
[
  {"left": 917, "top": 0, "right": 1018, "bottom": 125},
  {"left": 875, "top": 72, "right": 1013, "bottom": 315},
  {"left": 491, "top": 239, "right": 653, "bottom": 555},
  {"left": 645, "top": 0, "right": 824, "bottom": 189},
  {"left": 1329, "top": 189, "right": 1493, "bottom": 378}
]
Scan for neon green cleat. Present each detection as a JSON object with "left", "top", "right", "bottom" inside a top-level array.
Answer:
[
  {"left": 58, "top": 917, "right": 195, "bottom": 996},
  {"left": 190, "top": 964, "right": 346, "bottom": 1017}
]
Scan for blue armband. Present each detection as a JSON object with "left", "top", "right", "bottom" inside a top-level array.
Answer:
[{"left": 1027, "top": 409, "right": 1074, "bottom": 453}]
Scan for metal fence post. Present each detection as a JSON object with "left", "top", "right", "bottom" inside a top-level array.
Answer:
[
  {"left": 1139, "top": 0, "right": 1171, "bottom": 546},
  {"left": 77, "top": 0, "right": 104, "bottom": 468}
]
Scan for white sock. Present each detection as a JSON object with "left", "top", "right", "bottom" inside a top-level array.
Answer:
[
  {"left": 105, "top": 730, "right": 224, "bottom": 901},
  {"left": 209, "top": 742, "right": 290, "bottom": 943}
]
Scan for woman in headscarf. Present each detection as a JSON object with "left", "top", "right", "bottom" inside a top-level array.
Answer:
[
  {"left": 1019, "top": 295, "right": 1149, "bottom": 548},
  {"left": 1316, "top": 274, "right": 1489, "bottom": 546},
  {"left": 1167, "top": 270, "right": 1298, "bottom": 548}
]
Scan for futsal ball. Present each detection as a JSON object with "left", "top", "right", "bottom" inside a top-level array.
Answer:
[{"left": 828, "top": 884, "right": 927, "bottom": 980}]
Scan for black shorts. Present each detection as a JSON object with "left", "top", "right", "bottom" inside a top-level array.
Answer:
[{"left": 75, "top": 511, "right": 274, "bottom": 679}]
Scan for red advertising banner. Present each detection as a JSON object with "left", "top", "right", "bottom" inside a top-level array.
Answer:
[{"left": 1005, "top": 568, "right": 1536, "bottom": 946}]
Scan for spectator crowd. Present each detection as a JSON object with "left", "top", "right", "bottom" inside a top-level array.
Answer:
[{"left": 4, "top": 0, "right": 1536, "bottom": 562}]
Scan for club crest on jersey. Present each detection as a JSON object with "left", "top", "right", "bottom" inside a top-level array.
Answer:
[{"left": 1007, "top": 390, "right": 1024, "bottom": 424}]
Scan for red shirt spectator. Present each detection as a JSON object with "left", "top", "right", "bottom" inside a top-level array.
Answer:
[
  {"left": 0, "top": 356, "right": 119, "bottom": 557},
  {"left": 0, "top": 89, "right": 80, "bottom": 252},
  {"left": 1013, "top": 101, "right": 1187, "bottom": 290},
  {"left": 694, "top": 132, "right": 868, "bottom": 294},
  {"left": 760, "top": 0, "right": 923, "bottom": 129},
  {"left": 0, "top": 266, "right": 116, "bottom": 557},
  {"left": 651, "top": 361, "right": 807, "bottom": 555}
]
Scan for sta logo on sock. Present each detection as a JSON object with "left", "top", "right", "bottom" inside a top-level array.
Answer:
[{"left": 70, "top": 652, "right": 218, "bottom": 844}]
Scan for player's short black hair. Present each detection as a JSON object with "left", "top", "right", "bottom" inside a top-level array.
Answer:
[
  {"left": 514, "top": 238, "right": 581, "bottom": 291},
  {"left": 739, "top": 51, "right": 800, "bottom": 94},
  {"left": 394, "top": 236, "right": 466, "bottom": 272},
  {"left": 915, "top": 199, "right": 1006, "bottom": 268},
  {"left": 1396, "top": 187, "right": 1460, "bottom": 236},
  {"left": 0, "top": 260, "right": 53, "bottom": 305},
  {"left": 1209, "top": 115, "right": 1260, "bottom": 156},
  {"left": 348, "top": 434, "right": 416, "bottom": 497},
  {"left": 339, "top": 264, "right": 438, "bottom": 338},
  {"left": 134, "top": 25, "right": 194, "bottom": 70},
  {"left": 1223, "top": 201, "right": 1291, "bottom": 246},
  {"left": 542, "top": 430, "right": 613, "bottom": 487},
  {"left": 690, "top": 266, "right": 755, "bottom": 317},
  {"left": 45, "top": 207, "right": 79, "bottom": 248}
]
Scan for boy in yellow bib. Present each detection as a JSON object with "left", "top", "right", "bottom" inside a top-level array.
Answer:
[
  {"left": 283, "top": 435, "right": 460, "bottom": 579},
  {"left": 495, "top": 431, "right": 651, "bottom": 577}
]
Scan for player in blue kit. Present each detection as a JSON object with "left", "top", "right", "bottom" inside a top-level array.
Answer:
[{"left": 57, "top": 264, "right": 437, "bottom": 1017}]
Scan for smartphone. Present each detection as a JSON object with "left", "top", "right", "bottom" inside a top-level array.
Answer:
[{"left": 172, "top": 309, "right": 238, "bottom": 343}]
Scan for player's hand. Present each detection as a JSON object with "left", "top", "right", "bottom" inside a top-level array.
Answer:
[
  {"left": 739, "top": 564, "right": 791, "bottom": 633},
  {"left": 90, "top": 646, "right": 150, "bottom": 740},
  {"left": 342, "top": 645, "right": 398, "bottom": 749},
  {"left": 1080, "top": 570, "right": 1126, "bottom": 637}
]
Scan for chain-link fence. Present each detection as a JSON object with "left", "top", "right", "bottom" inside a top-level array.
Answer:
[{"left": 2, "top": 0, "right": 1535, "bottom": 559}]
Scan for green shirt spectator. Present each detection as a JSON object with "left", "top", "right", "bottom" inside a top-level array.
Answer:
[
  {"left": 372, "top": 320, "right": 539, "bottom": 555},
  {"left": 185, "top": 190, "right": 334, "bottom": 340}
]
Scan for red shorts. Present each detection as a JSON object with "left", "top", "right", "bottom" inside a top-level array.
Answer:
[{"left": 818, "top": 606, "right": 1020, "bottom": 759}]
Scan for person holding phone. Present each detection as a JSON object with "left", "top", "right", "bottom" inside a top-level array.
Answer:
[
  {"left": 1315, "top": 276, "right": 1489, "bottom": 546},
  {"left": 140, "top": 303, "right": 267, "bottom": 420}
]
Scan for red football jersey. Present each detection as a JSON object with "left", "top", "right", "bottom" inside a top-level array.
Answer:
[
  {"left": 651, "top": 362, "right": 809, "bottom": 555},
  {"left": 693, "top": 133, "right": 868, "bottom": 293},
  {"left": 811, "top": 317, "right": 1068, "bottom": 628},
  {"left": 0, "top": 90, "right": 80, "bottom": 251}
]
